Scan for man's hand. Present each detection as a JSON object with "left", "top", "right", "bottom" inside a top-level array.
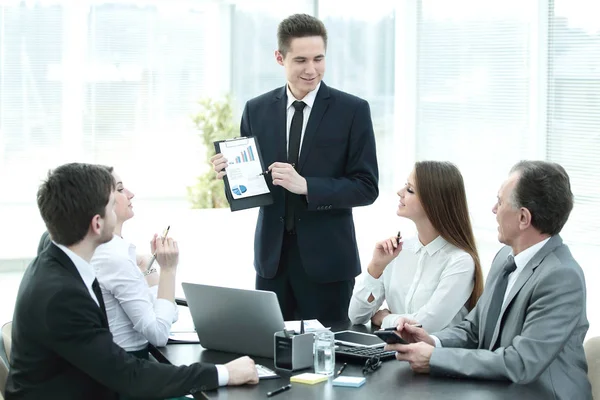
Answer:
[
  {"left": 371, "top": 309, "right": 392, "bottom": 327},
  {"left": 225, "top": 356, "right": 259, "bottom": 386},
  {"left": 210, "top": 153, "right": 228, "bottom": 180},
  {"left": 392, "top": 318, "right": 434, "bottom": 345},
  {"left": 387, "top": 342, "right": 434, "bottom": 374},
  {"left": 268, "top": 162, "right": 307, "bottom": 195}
]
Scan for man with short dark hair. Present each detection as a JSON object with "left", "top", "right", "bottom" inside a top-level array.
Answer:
[
  {"left": 386, "top": 161, "right": 591, "bottom": 400},
  {"left": 6, "top": 163, "right": 258, "bottom": 399},
  {"left": 211, "top": 14, "right": 379, "bottom": 321}
]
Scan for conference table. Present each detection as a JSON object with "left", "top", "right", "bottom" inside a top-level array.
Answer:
[{"left": 152, "top": 317, "right": 551, "bottom": 399}]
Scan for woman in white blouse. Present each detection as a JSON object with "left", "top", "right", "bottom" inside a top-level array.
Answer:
[
  {"left": 348, "top": 161, "right": 483, "bottom": 332},
  {"left": 91, "top": 169, "right": 179, "bottom": 355}
]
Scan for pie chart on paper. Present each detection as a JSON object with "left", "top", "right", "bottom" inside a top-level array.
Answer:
[{"left": 232, "top": 185, "right": 247, "bottom": 196}]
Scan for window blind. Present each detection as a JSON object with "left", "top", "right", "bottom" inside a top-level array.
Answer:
[
  {"left": 415, "top": 0, "right": 538, "bottom": 228},
  {"left": 0, "top": 1, "right": 215, "bottom": 204},
  {"left": 547, "top": 0, "right": 600, "bottom": 245}
]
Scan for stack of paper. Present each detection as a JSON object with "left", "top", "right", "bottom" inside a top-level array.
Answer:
[
  {"left": 284, "top": 319, "right": 328, "bottom": 333},
  {"left": 332, "top": 376, "right": 366, "bottom": 388},
  {"left": 290, "top": 373, "right": 329, "bottom": 385}
]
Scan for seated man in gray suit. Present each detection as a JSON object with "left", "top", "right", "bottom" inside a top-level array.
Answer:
[{"left": 386, "top": 160, "right": 591, "bottom": 400}]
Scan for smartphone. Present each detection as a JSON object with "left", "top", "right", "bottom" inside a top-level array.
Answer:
[{"left": 374, "top": 329, "right": 409, "bottom": 345}]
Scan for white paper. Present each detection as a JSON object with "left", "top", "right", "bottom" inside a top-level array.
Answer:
[
  {"left": 168, "top": 331, "right": 199, "bottom": 343},
  {"left": 218, "top": 137, "right": 270, "bottom": 199},
  {"left": 284, "top": 319, "right": 329, "bottom": 333}
]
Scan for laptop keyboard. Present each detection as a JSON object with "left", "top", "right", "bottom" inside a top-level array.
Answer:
[{"left": 335, "top": 346, "right": 397, "bottom": 361}]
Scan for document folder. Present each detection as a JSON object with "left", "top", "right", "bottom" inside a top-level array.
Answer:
[{"left": 214, "top": 136, "right": 273, "bottom": 212}]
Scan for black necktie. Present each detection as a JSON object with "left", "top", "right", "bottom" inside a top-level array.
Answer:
[
  {"left": 482, "top": 256, "right": 517, "bottom": 349},
  {"left": 285, "top": 101, "right": 306, "bottom": 233},
  {"left": 91, "top": 278, "right": 108, "bottom": 324}
]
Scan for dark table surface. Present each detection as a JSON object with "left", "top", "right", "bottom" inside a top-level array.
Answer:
[{"left": 154, "top": 318, "right": 551, "bottom": 399}]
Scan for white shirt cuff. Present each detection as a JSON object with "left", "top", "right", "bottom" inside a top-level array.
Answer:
[
  {"left": 431, "top": 335, "right": 442, "bottom": 348},
  {"left": 381, "top": 314, "right": 401, "bottom": 329},
  {"left": 216, "top": 364, "right": 229, "bottom": 386},
  {"left": 362, "top": 271, "right": 384, "bottom": 299}
]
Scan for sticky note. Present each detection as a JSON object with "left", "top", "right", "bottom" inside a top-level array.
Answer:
[
  {"left": 290, "top": 372, "right": 329, "bottom": 385},
  {"left": 332, "top": 376, "right": 366, "bottom": 388}
]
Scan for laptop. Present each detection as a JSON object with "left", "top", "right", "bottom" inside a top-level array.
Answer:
[{"left": 181, "top": 283, "right": 285, "bottom": 358}]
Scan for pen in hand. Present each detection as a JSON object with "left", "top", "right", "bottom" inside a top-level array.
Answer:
[
  {"left": 267, "top": 384, "right": 292, "bottom": 397},
  {"left": 383, "top": 323, "right": 423, "bottom": 331},
  {"left": 146, "top": 225, "right": 170, "bottom": 272},
  {"left": 336, "top": 362, "right": 347, "bottom": 377},
  {"left": 257, "top": 163, "right": 296, "bottom": 177},
  {"left": 396, "top": 230, "right": 402, "bottom": 245}
]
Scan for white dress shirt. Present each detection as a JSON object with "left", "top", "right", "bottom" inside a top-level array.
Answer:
[
  {"left": 431, "top": 237, "right": 551, "bottom": 348},
  {"left": 54, "top": 242, "right": 100, "bottom": 307},
  {"left": 91, "top": 235, "right": 178, "bottom": 351},
  {"left": 285, "top": 82, "right": 320, "bottom": 157},
  {"left": 348, "top": 236, "right": 475, "bottom": 332}
]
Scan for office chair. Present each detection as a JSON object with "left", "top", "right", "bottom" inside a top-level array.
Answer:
[
  {"left": 585, "top": 336, "right": 600, "bottom": 400},
  {"left": 0, "top": 321, "right": 11, "bottom": 397}
]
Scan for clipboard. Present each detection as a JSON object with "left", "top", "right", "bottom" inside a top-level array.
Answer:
[{"left": 214, "top": 136, "right": 274, "bottom": 212}]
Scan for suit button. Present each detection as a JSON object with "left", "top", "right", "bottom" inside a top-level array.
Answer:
[
  {"left": 200, "top": 386, "right": 207, "bottom": 390},
  {"left": 279, "top": 217, "right": 284, "bottom": 222},
  {"left": 190, "top": 388, "right": 197, "bottom": 393}
]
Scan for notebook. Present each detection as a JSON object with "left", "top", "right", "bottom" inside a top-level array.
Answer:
[
  {"left": 332, "top": 376, "right": 366, "bottom": 388},
  {"left": 290, "top": 373, "right": 329, "bottom": 385}
]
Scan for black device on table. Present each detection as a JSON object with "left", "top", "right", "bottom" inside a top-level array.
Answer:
[
  {"left": 333, "top": 330, "right": 397, "bottom": 362},
  {"left": 374, "top": 329, "right": 409, "bottom": 345}
]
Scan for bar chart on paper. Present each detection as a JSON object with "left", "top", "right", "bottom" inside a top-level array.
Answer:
[{"left": 234, "top": 145, "right": 256, "bottom": 164}]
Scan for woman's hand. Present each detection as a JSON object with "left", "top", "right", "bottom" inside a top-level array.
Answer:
[
  {"left": 371, "top": 309, "right": 392, "bottom": 326},
  {"left": 367, "top": 234, "right": 403, "bottom": 278},
  {"left": 154, "top": 236, "right": 179, "bottom": 270}
]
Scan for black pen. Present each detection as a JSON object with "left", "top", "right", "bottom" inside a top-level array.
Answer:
[
  {"left": 336, "top": 362, "right": 347, "bottom": 377},
  {"left": 258, "top": 163, "right": 295, "bottom": 177},
  {"left": 300, "top": 319, "right": 304, "bottom": 334},
  {"left": 396, "top": 230, "right": 401, "bottom": 245},
  {"left": 267, "top": 384, "right": 292, "bottom": 397}
]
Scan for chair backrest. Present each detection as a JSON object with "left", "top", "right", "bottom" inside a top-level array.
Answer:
[
  {"left": 0, "top": 322, "right": 11, "bottom": 397},
  {"left": 585, "top": 336, "right": 600, "bottom": 400},
  {"left": 1, "top": 323, "right": 10, "bottom": 363}
]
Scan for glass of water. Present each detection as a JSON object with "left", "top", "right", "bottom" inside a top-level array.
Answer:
[{"left": 313, "top": 331, "right": 335, "bottom": 376}]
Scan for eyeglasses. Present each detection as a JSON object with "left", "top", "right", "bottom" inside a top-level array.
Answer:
[{"left": 362, "top": 356, "right": 382, "bottom": 375}]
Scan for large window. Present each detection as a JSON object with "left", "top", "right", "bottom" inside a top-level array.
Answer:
[
  {"left": 547, "top": 0, "right": 600, "bottom": 246},
  {"left": 416, "top": 0, "right": 539, "bottom": 229}
]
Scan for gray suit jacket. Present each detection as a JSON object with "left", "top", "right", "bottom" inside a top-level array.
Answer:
[{"left": 430, "top": 235, "right": 591, "bottom": 400}]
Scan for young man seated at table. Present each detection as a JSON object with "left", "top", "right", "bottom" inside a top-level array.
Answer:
[{"left": 5, "top": 162, "right": 259, "bottom": 399}]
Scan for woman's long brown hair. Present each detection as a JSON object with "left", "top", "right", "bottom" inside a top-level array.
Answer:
[{"left": 414, "top": 161, "right": 483, "bottom": 310}]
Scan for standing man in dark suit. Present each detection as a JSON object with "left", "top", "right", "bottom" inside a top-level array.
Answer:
[
  {"left": 211, "top": 14, "right": 379, "bottom": 322},
  {"left": 6, "top": 163, "right": 258, "bottom": 400},
  {"left": 385, "top": 161, "right": 591, "bottom": 400}
]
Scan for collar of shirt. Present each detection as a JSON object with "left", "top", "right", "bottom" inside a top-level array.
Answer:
[
  {"left": 410, "top": 235, "right": 449, "bottom": 256},
  {"left": 510, "top": 237, "right": 551, "bottom": 271},
  {"left": 286, "top": 81, "right": 321, "bottom": 110},
  {"left": 53, "top": 241, "right": 97, "bottom": 291}
]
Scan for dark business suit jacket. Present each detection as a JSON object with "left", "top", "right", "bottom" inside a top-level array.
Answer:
[
  {"left": 431, "top": 235, "right": 591, "bottom": 400},
  {"left": 6, "top": 243, "right": 218, "bottom": 400},
  {"left": 241, "top": 82, "right": 379, "bottom": 283}
]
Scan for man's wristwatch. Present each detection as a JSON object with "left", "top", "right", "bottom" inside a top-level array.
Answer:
[{"left": 144, "top": 267, "right": 157, "bottom": 276}]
